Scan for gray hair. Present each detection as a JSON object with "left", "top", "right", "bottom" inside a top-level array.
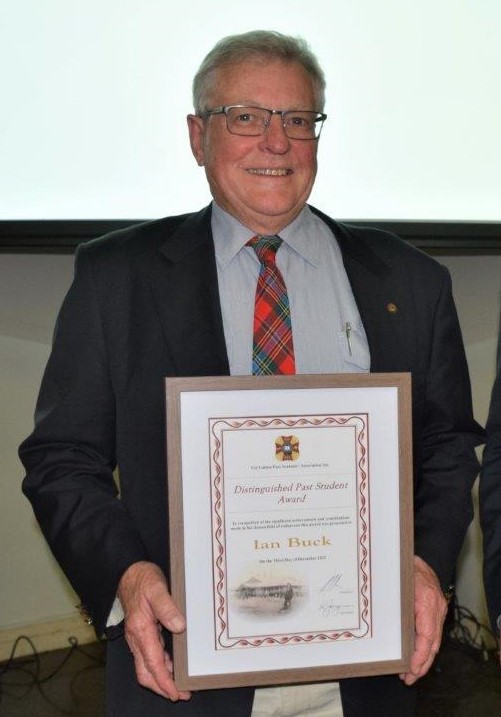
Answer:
[{"left": 192, "top": 30, "right": 326, "bottom": 114}]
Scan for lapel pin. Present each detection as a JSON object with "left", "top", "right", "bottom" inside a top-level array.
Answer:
[{"left": 386, "top": 302, "right": 398, "bottom": 314}]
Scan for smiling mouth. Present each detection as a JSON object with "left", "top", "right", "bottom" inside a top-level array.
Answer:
[{"left": 247, "top": 168, "right": 292, "bottom": 176}]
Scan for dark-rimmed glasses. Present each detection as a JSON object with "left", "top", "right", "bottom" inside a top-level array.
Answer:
[{"left": 201, "top": 105, "right": 327, "bottom": 140}]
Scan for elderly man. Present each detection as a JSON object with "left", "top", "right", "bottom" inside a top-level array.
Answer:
[{"left": 20, "top": 29, "right": 483, "bottom": 717}]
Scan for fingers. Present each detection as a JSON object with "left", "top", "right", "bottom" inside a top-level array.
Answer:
[
  {"left": 400, "top": 631, "right": 440, "bottom": 685},
  {"left": 400, "top": 556, "right": 448, "bottom": 686},
  {"left": 117, "top": 560, "right": 191, "bottom": 701},
  {"left": 126, "top": 615, "right": 189, "bottom": 700}
]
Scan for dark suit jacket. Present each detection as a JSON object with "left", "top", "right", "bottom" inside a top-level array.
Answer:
[
  {"left": 480, "top": 365, "right": 501, "bottom": 633},
  {"left": 20, "top": 204, "right": 484, "bottom": 717}
]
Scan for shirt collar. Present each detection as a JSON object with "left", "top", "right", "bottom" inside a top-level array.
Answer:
[{"left": 212, "top": 202, "right": 329, "bottom": 269}]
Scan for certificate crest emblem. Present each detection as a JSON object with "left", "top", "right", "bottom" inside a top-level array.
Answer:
[{"left": 275, "top": 435, "right": 300, "bottom": 462}]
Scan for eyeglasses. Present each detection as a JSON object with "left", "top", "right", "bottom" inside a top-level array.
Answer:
[{"left": 201, "top": 105, "right": 327, "bottom": 140}]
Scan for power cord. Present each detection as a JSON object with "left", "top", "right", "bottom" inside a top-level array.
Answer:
[
  {"left": 0, "top": 635, "right": 105, "bottom": 715},
  {"left": 446, "top": 599, "right": 499, "bottom": 663}
]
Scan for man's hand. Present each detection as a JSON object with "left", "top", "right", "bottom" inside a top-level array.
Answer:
[
  {"left": 400, "top": 555, "right": 448, "bottom": 686},
  {"left": 117, "top": 561, "right": 191, "bottom": 701}
]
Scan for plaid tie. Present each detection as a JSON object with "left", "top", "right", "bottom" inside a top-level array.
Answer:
[{"left": 248, "top": 235, "right": 296, "bottom": 375}]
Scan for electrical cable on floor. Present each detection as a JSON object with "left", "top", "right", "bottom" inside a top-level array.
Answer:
[
  {"left": 446, "top": 598, "right": 499, "bottom": 663},
  {"left": 0, "top": 634, "right": 105, "bottom": 715},
  {"left": 416, "top": 598, "right": 501, "bottom": 716}
]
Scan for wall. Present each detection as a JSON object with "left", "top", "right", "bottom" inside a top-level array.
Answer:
[
  {"left": 0, "top": 253, "right": 96, "bottom": 658},
  {"left": 2, "top": 2, "right": 500, "bottom": 222},
  {"left": 0, "top": 249, "right": 500, "bottom": 659}
]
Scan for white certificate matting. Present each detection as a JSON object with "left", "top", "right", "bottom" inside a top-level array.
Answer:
[{"left": 166, "top": 374, "right": 413, "bottom": 690}]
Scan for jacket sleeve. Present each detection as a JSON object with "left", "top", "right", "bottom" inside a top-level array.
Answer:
[
  {"left": 19, "top": 245, "right": 149, "bottom": 635},
  {"left": 480, "top": 367, "right": 501, "bottom": 632},
  {"left": 413, "top": 267, "right": 485, "bottom": 591}
]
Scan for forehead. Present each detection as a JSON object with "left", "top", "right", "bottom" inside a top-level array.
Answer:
[{"left": 208, "top": 59, "right": 317, "bottom": 108}]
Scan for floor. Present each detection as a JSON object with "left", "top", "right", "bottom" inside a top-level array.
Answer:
[
  {"left": 0, "top": 637, "right": 105, "bottom": 717},
  {"left": 1, "top": 631, "right": 500, "bottom": 716}
]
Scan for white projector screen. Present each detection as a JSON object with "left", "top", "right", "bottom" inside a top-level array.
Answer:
[{"left": 1, "top": 0, "right": 500, "bottom": 221}]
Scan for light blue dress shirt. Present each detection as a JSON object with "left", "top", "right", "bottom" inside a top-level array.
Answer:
[{"left": 211, "top": 202, "right": 370, "bottom": 377}]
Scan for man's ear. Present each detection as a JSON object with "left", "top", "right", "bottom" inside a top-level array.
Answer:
[{"left": 187, "top": 114, "right": 205, "bottom": 166}]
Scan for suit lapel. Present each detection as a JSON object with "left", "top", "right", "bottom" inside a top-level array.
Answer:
[{"left": 146, "top": 206, "right": 230, "bottom": 376}]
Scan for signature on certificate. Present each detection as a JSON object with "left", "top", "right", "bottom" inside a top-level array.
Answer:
[
  {"left": 320, "top": 573, "right": 343, "bottom": 592},
  {"left": 318, "top": 599, "right": 355, "bottom": 618}
]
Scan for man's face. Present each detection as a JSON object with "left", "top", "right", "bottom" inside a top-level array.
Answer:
[{"left": 188, "top": 59, "right": 320, "bottom": 235}]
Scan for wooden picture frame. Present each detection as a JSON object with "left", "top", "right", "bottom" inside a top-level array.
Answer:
[{"left": 166, "top": 373, "right": 413, "bottom": 690}]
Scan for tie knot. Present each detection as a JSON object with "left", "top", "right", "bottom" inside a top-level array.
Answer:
[{"left": 248, "top": 235, "right": 282, "bottom": 265}]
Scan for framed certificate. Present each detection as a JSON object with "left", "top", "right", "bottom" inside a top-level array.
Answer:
[{"left": 166, "top": 373, "right": 413, "bottom": 690}]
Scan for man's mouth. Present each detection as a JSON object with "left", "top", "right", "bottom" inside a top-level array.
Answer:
[{"left": 247, "top": 168, "right": 291, "bottom": 176}]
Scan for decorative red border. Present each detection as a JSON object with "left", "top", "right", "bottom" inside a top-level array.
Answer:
[{"left": 209, "top": 414, "right": 371, "bottom": 650}]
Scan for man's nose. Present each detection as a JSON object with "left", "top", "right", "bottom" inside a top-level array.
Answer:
[{"left": 259, "top": 114, "right": 290, "bottom": 152}]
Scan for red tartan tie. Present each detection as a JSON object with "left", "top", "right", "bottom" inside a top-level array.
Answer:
[{"left": 248, "top": 235, "right": 296, "bottom": 375}]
